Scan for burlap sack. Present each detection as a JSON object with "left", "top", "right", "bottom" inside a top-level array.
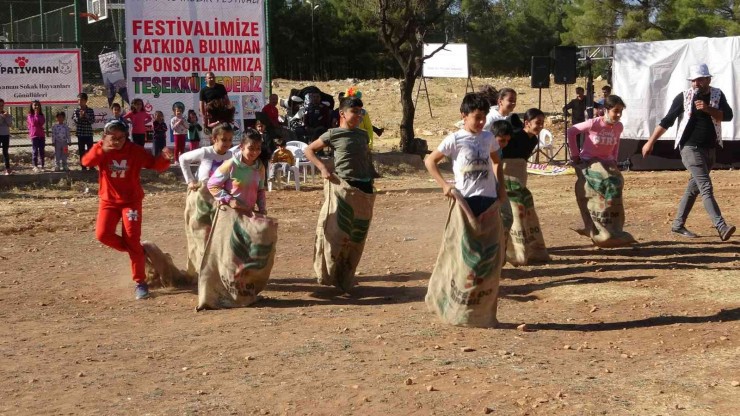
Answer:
[
  {"left": 196, "top": 207, "right": 278, "bottom": 309},
  {"left": 183, "top": 184, "right": 218, "bottom": 277},
  {"left": 574, "top": 160, "right": 635, "bottom": 247},
  {"left": 142, "top": 241, "right": 194, "bottom": 288},
  {"left": 425, "top": 192, "right": 505, "bottom": 328},
  {"left": 503, "top": 159, "right": 550, "bottom": 265},
  {"left": 314, "top": 177, "right": 376, "bottom": 292}
]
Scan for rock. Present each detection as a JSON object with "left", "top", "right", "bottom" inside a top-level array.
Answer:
[
  {"left": 483, "top": 407, "right": 494, "bottom": 414},
  {"left": 182, "top": 367, "right": 189, "bottom": 371},
  {"left": 405, "top": 378, "right": 414, "bottom": 385},
  {"left": 590, "top": 306, "right": 598, "bottom": 313},
  {"left": 426, "top": 385, "right": 437, "bottom": 392},
  {"left": 461, "top": 347, "right": 476, "bottom": 352},
  {"left": 196, "top": 390, "right": 206, "bottom": 395},
  {"left": 433, "top": 345, "right": 441, "bottom": 350},
  {"left": 77, "top": 372, "right": 85, "bottom": 377},
  {"left": 731, "top": 381, "right": 740, "bottom": 387},
  {"left": 245, "top": 355, "right": 255, "bottom": 361},
  {"left": 563, "top": 345, "right": 572, "bottom": 350},
  {"left": 516, "top": 324, "right": 528, "bottom": 332},
  {"left": 202, "top": 372, "right": 209, "bottom": 376}
]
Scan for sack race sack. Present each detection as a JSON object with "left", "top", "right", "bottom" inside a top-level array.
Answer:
[
  {"left": 574, "top": 160, "right": 635, "bottom": 247},
  {"left": 314, "top": 177, "right": 376, "bottom": 292},
  {"left": 143, "top": 241, "right": 195, "bottom": 288},
  {"left": 183, "top": 184, "right": 218, "bottom": 278},
  {"left": 425, "top": 192, "right": 505, "bottom": 328},
  {"left": 502, "top": 159, "right": 550, "bottom": 265},
  {"left": 197, "top": 206, "right": 278, "bottom": 310}
]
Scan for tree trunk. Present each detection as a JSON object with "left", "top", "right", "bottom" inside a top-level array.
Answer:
[{"left": 398, "top": 74, "right": 417, "bottom": 153}]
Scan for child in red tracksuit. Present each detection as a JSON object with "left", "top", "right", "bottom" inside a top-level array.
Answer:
[{"left": 82, "top": 120, "right": 172, "bottom": 299}]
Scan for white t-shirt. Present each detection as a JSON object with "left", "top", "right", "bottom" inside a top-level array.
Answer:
[
  {"left": 179, "top": 146, "right": 233, "bottom": 183},
  {"left": 483, "top": 106, "right": 510, "bottom": 132},
  {"left": 437, "top": 129, "right": 500, "bottom": 199},
  {"left": 171, "top": 115, "right": 188, "bottom": 135}
]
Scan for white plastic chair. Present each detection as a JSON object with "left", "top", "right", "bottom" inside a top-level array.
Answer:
[
  {"left": 286, "top": 141, "right": 308, "bottom": 151},
  {"left": 286, "top": 145, "right": 317, "bottom": 183},
  {"left": 538, "top": 128, "right": 555, "bottom": 160},
  {"left": 268, "top": 161, "right": 300, "bottom": 191}
]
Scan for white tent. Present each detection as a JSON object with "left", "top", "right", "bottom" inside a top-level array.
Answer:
[{"left": 613, "top": 36, "right": 740, "bottom": 143}]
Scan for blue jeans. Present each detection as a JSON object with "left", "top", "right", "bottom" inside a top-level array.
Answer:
[{"left": 672, "top": 146, "right": 726, "bottom": 230}]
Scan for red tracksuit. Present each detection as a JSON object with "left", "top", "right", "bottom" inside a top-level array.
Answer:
[{"left": 82, "top": 141, "right": 170, "bottom": 283}]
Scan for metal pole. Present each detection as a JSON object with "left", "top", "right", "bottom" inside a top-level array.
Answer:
[
  {"left": 73, "top": 0, "right": 81, "bottom": 49},
  {"left": 39, "top": 0, "right": 45, "bottom": 49},
  {"left": 310, "top": 6, "right": 315, "bottom": 80},
  {"left": 9, "top": 4, "right": 14, "bottom": 43}
]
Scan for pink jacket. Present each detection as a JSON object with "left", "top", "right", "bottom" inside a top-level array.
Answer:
[
  {"left": 567, "top": 117, "right": 623, "bottom": 162},
  {"left": 27, "top": 113, "right": 46, "bottom": 139},
  {"left": 123, "top": 111, "right": 152, "bottom": 135}
]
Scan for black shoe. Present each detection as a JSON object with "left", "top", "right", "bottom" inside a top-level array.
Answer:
[
  {"left": 718, "top": 225, "right": 736, "bottom": 242},
  {"left": 671, "top": 226, "right": 698, "bottom": 238}
]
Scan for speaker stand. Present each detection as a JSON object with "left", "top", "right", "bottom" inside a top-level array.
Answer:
[{"left": 547, "top": 84, "right": 570, "bottom": 164}]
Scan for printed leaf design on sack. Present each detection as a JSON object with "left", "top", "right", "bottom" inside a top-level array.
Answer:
[
  {"left": 584, "top": 169, "right": 622, "bottom": 203},
  {"left": 504, "top": 178, "right": 534, "bottom": 208},
  {"left": 230, "top": 222, "right": 273, "bottom": 270},
  {"left": 195, "top": 193, "right": 216, "bottom": 225},
  {"left": 461, "top": 229, "right": 499, "bottom": 288},
  {"left": 336, "top": 197, "right": 371, "bottom": 244}
]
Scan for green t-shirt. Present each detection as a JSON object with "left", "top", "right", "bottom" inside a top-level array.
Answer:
[{"left": 320, "top": 127, "right": 372, "bottom": 182}]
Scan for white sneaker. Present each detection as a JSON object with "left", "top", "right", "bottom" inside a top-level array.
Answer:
[{"left": 32, "top": 166, "right": 40, "bottom": 173}]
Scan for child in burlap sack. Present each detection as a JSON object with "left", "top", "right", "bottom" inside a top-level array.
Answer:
[
  {"left": 179, "top": 123, "right": 235, "bottom": 276},
  {"left": 197, "top": 129, "right": 277, "bottom": 309},
  {"left": 501, "top": 108, "right": 550, "bottom": 265},
  {"left": 82, "top": 120, "right": 172, "bottom": 300},
  {"left": 567, "top": 95, "right": 635, "bottom": 247},
  {"left": 424, "top": 92, "right": 507, "bottom": 327},
  {"left": 304, "top": 96, "right": 376, "bottom": 292}
]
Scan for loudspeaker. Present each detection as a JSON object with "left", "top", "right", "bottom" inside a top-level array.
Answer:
[
  {"left": 530, "top": 56, "right": 550, "bottom": 88},
  {"left": 552, "top": 46, "right": 578, "bottom": 85}
]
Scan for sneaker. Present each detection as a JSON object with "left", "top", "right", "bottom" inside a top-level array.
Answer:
[
  {"left": 671, "top": 226, "right": 698, "bottom": 238},
  {"left": 134, "top": 283, "right": 150, "bottom": 300},
  {"left": 32, "top": 166, "right": 40, "bottom": 173},
  {"left": 718, "top": 224, "right": 736, "bottom": 242},
  {"left": 3, "top": 169, "right": 9, "bottom": 175}
]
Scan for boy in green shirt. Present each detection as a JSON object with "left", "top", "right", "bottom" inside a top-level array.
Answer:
[{"left": 304, "top": 96, "right": 373, "bottom": 193}]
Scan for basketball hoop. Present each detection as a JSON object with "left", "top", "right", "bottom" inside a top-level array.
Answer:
[
  {"left": 78, "top": 12, "right": 100, "bottom": 21},
  {"left": 86, "top": 0, "right": 109, "bottom": 24}
]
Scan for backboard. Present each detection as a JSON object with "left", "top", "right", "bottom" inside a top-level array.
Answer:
[{"left": 86, "top": 0, "right": 109, "bottom": 24}]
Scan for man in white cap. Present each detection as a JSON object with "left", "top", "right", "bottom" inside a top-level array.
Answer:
[{"left": 642, "top": 63, "right": 735, "bottom": 241}]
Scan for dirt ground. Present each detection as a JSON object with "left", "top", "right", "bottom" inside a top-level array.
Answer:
[{"left": 1, "top": 166, "right": 738, "bottom": 415}]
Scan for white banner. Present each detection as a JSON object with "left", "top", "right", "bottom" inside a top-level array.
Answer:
[
  {"left": 125, "top": 0, "right": 267, "bottom": 120},
  {"left": 423, "top": 43, "right": 469, "bottom": 78},
  {"left": 0, "top": 49, "right": 82, "bottom": 105},
  {"left": 614, "top": 36, "right": 740, "bottom": 141}
]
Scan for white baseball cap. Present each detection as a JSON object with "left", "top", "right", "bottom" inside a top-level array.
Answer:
[{"left": 687, "top": 63, "right": 712, "bottom": 80}]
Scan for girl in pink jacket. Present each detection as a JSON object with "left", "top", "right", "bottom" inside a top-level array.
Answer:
[
  {"left": 27, "top": 100, "right": 46, "bottom": 172},
  {"left": 566, "top": 95, "right": 626, "bottom": 164}
]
